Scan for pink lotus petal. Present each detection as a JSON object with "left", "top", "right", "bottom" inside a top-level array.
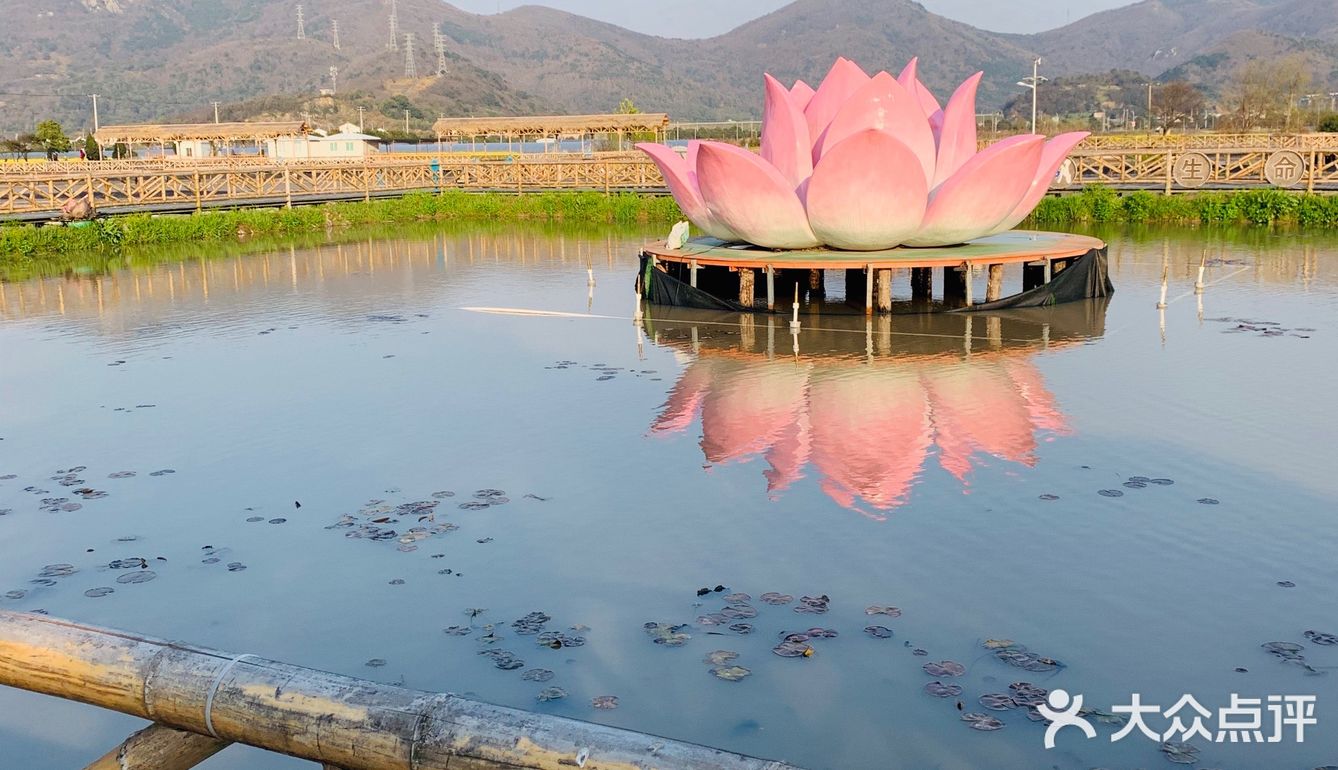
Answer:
[
  {"left": 764, "top": 408, "right": 811, "bottom": 498},
  {"left": 896, "top": 58, "right": 943, "bottom": 120},
  {"left": 805, "top": 129, "right": 928, "bottom": 250},
  {"left": 814, "top": 72, "right": 937, "bottom": 183},
  {"left": 803, "top": 57, "right": 871, "bottom": 156},
  {"left": 761, "top": 74, "right": 814, "bottom": 190},
  {"left": 649, "top": 358, "right": 715, "bottom": 435},
  {"left": 905, "top": 135, "right": 1043, "bottom": 246},
  {"left": 790, "top": 80, "right": 817, "bottom": 112},
  {"left": 696, "top": 142, "right": 820, "bottom": 249},
  {"left": 699, "top": 360, "right": 808, "bottom": 465},
  {"left": 926, "top": 363, "right": 1038, "bottom": 482},
  {"left": 1003, "top": 359, "right": 1071, "bottom": 435},
  {"left": 636, "top": 142, "right": 738, "bottom": 241},
  {"left": 931, "top": 72, "right": 983, "bottom": 188},
  {"left": 986, "top": 131, "right": 1090, "bottom": 235}
]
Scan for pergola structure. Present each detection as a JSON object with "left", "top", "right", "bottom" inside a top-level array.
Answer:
[
  {"left": 93, "top": 121, "right": 310, "bottom": 159},
  {"left": 431, "top": 113, "right": 670, "bottom": 152}
]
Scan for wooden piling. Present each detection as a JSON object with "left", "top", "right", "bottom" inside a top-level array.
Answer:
[
  {"left": 874, "top": 268, "right": 892, "bottom": 313},
  {"left": 738, "top": 267, "right": 755, "bottom": 307},
  {"left": 0, "top": 610, "right": 799, "bottom": 770},
  {"left": 986, "top": 264, "right": 1004, "bottom": 302},
  {"left": 808, "top": 269, "right": 825, "bottom": 297},
  {"left": 765, "top": 266, "right": 775, "bottom": 311},
  {"left": 863, "top": 265, "right": 873, "bottom": 314}
]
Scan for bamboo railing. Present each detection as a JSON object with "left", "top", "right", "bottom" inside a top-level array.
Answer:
[
  {"left": 0, "top": 610, "right": 799, "bottom": 770},
  {"left": 1, "top": 139, "right": 1336, "bottom": 220}
]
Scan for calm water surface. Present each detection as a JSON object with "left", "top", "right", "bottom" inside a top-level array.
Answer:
[{"left": 1, "top": 222, "right": 1336, "bottom": 770}]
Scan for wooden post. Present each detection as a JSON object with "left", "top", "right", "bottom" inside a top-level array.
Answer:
[
  {"left": 192, "top": 170, "right": 202, "bottom": 213},
  {"left": 1165, "top": 151, "right": 1173, "bottom": 194},
  {"left": 875, "top": 268, "right": 892, "bottom": 313},
  {"left": 911, "top": 267, "right": 932, "bottom": 301},
  {"left": 808, "top": 268, "right": 824, "bottom": 297},
  {"left": 282, "top": 166, "right": 292, "bottom": 208},
  {"left": 737, "top": 267, "right": 755, "bottom": 307},
  {"left": 689, "top": 259, "right": 698, "bottom": 288},
  {"left": 986, "top": 263, "right": 1004, "bottom": 302},
  {"left": 0, "top": 610, "right": 800, "bottom": 770},
  {"left": 863, "top": 264, "right": 873, "bottom": 315},
  {"left": 765, "top": 266, "right": 775, "bottom": 311},
  {"left": 1308, "top": 150, "right": 1317, "bottom": 194},
  {"left": 86, "top": 725, "right": 228, "bottom": 770}
]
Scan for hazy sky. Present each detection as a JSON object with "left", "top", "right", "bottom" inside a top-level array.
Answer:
[{"left": 448, "top": 0, "right": 1135, "bottom": 37}]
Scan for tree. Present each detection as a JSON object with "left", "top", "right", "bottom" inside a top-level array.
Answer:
[
  {"left": 1320, "top": 114, "right": 1338, "bottom": 133},
  {"left": 615, "top": 98, "right": 641, "bottom": 115},
  {"left": 2, "top": 134, "right": 36, "bottom": 159},
  {"left": 33, "top": 119, "right": 71, "bottom": 160},
  {"left": 1227, "top": 55, "right": 1312, "bottom": 130},
  {"left": 1152, "top": 82, "right": 1205, "bottom": 134},
  {"left": 83, "top": 135, "right": 101, "bottom": 161}
]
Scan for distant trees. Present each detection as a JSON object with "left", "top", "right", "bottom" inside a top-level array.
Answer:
[
  {"left": 379, "top": 94, "right": 426, "bottom": 121},
  {"left": 1320, "top": 114, "right": 1338, "bottom": 133},
  {"left": 1151, "top": 82, "right": 1205, "bottom": 134},
  {"left": 615, "top": 98, "right": 641, "bottom": 115},
  {"left": 1227, "top": 55, "right": 1312, "bottom": 130},
  {"left": 33, "top": 120, "right": 72, "bottom": 160},
  {"left": 2, "top": 134, "right": 36, "bottom": 159}
]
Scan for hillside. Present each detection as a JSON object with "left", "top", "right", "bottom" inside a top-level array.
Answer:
[{"left": 1, "top": 0, "right": 1335, "bottom": 135}]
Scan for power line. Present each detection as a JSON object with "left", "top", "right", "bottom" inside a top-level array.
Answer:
[
  {"left": 388, "top": 0, "right": 399, "bottom": 50},
  {"left": 433, "top": 24, "right": 448, "bottom": 76},
  {"left": 296, "top": 4, "right": 305, "bottom": 40},
  {"left": 332, "top": 19, "right": 340, "bottom": 50},
  {"left": 403, "top": 33, "right": 417, "bottom": 78}
]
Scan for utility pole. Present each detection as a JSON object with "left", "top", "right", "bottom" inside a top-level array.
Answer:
[
  {"left": 433, "top": 23, "right": 448, "bottom": 76},
  {"left": 1015, "top": 58, "right": 1045, "bottom": 134},
  {"left": 329, "top": 66, "right": 338, "bottom": 96},
  {"left": 89, "top": 94, "right": 100, "bottom": 132},
  {"left": 388, "top": 0, "right": 399, "bottom": 50},
  {"left": 405, "top": 109, "right": 410, "bottom": 133},
  {"left": 403, "top": 32, "right": 416, "bottom": 78},
  {"left": 332, "top": 19, "right": 340, "bottom": 50},
  {"left": 296, "top": 4, "right": 305, "bottom": 39},
  {"left": 357, "top": 106, "right": 365, "bottom": 132},
  {"left": 211, "top": 101, "right": 220, "bottom": 124}
]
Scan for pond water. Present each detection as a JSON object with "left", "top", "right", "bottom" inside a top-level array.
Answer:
[{"left": 1, "top": 221, "right": 1336, "bottom": 770}]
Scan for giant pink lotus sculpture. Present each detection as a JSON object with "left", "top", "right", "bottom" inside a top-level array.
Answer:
[{"left": 637, "top": 58, "right": 1089, "bottom": 251}]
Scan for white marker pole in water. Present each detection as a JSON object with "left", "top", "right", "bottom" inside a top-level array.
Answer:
[
  {"left": 1156, "top": 261, "right": 1169, "bottom": 309},
  {"left": 1194, "top": 253, "right": 1206, "bottom": 293},
  {"left": 790, "top": 284, "right": 801, "bottom": 332}
]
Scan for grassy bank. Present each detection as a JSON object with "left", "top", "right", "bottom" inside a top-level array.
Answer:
[
  {"left": 1028, "top": 187, "right": 1338, "bottom": 227},
  {"left": 0, "top": 191, "right": 682, "bottom": 261},
  {"left": 2, "top": 188, "right": 1336, "bottom": 266}
]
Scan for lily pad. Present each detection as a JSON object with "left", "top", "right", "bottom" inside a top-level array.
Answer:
[
  {"left": 794, "top": 595, "right": 830, "bottom": 614},
  {"left": 522, "top": 668, "right": 555, "bottom": 682},
  {"left": 1038, "top": 494, "right": 1060, "bottom": 501},
  {"left": 923, "top": 661, "right": 966, "bottom": 677},
  {"left": 983, "top": 639, "right": 1016, "bottom": 649},
  {"left": 721, "top": 605, "right": 758, "bottom": 620},
  {"left": 1160, "top": 740, "right": 1199, "bottom": 765},
  {"left": 1197, "top": 498, "right": 1220, "bottom": 505},
  {"left": 772, "top": 640, "right": 814, "bottom": 658},
  {"left": 1097, "top": 489, "right": 1124, "bottom": 498},
  {"left": 443, "top": 626, "right": 472, "bottom": 636},
  {"left": 1278, "top": 581, "right": 1296, "bottom": 588},
  {"left": 722, "top": 592, "right": 751, "bottom": 604},
  {"left": 865, "top": 605, "right": 902, "bottom": 617},
  {"left": 962, "top": 712, "right": 1005, "bottom": 731},
  {"left": 115, "top": 571, "right": 156, "bottom": 584},
  {"left": 365, "top": 658, "right": 387, "bottom": 668},
  {"left": 512, "top": 611, "right": 552, "bottom": 635},
  {"left": 644, "top": 622, "right": 691, "bottom": 647},
  {"left": 1149, "top": 478, "right": 1175, "bottom": 486},
  {"left": 84, "top": 587, "right": 114, "bottom": 598},
  {"left": 38, "top": 564, "right": 76, "bottom": 578},
  {"left": 704, "top": 650, "right": 739, "bottom": 665},
  {"left": 760, "top": 592, "right": 794, "bottom": 605},
  {"left": 711, "top": 665, "right": 752, "bottom": 682},
  {"left": 536, "top": 687, "right": 567, "bottom": 702},
  {"left": 458, "top": 501, "right": 490, "bottom": 510},
  {"left": 864, "top": 626, "right": 894, "bottom": 639},
  {"left": 728, "top": 623, "right": 754, "bottom": 635},
  {"left": 979, "top": 693, "right": 1017, "bottom": 711},
  {"left": 591, "top": 695, "right": 619, "bottom": 710},
  {"left": 1304, "top": 630, "right": 1338, "bottom": 646},
  {"left": 924, "top": 681, "right": 962, "bottom": 698}
]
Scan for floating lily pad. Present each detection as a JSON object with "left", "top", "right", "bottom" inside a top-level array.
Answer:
[
  {"left": 536, "top": 687, "right": 567, "bottom": 702},
  {"left": 722, "top": 592, "right": 751, "bottom": 604},
  {"left": 1122, "top": 481, "right": 1147, "bottom": 489},
  {"left": 912, "top": 648, "right": 928, "bottom": 656},
  {"left": 115, "top": 571, "right": 156, "bottom": 584},
  {"left": 1197, "top": 498, "right": 1221, "bottom": 505},
  {"left": 443, "top": 626, "right": 472, "bottom": 636},
  {"left": 1149, "top": 478, "right": 1175, "bottom": 486},
  {"left": 729, "top": 623, "right": 754, "bottom": 635},
  {"left": 644, "top": 622, "right": 691, "bottom": 647},
  {"left": 474, "top": 489, "right": 507, "bottom": 499},
  {"left": 1304, "top": 630, "right": 1338, "bottom": 646},
  {"left": 268, "top": 518, "right": 287, "bottom": 524},
  {"left": 4, "top": 590, "right": 26, "bottom": 600},
  {"left": 924, "top": 681, "right": 962, "bottom": 698},
  {"left": 865, "top": 605, "right": 902, "bottom": 618},
  {"left": 108, "top": 558, "right": 146, "bottom": 570},
  {"left": 84, "top": 587, "right": 114, "bottom": 598},
  {"left": 1008, "top": 682, "right": 1049, "bottom": 707},
  {"left": 772, "top": 640, "right": 814, "bottom": 658},
  {"left": 1128, "top": 476, "right": 1151, "bottom": 483},
  {"left": 704, "top": 650, "right": 739, "bottom": 665},
  {"left": 721, "top": 605, "right": 757, "bottom": 620},
  {"left": 1262, "top": 641, "right": 1305, "bottom": 654},
  {"left": 591, "top": 695, "right": 619, "bottom": 710},
  {"left": 1038, "top": 494, "right": 1059, "bottom": 501},
  {"left": 806, "top": 627, "right": 839, "bottom": 638},
  {"left": 696, "top": 613, "right": 728, "bottom": 626},
  {"left": 1160, "top": 740, "right": 1199, "bottom": 765},
  {"left": 994, "top": 648, "right": 1062, "bottom": 672},
  {"left": 245, "top": 516, "right": 264, "bottom": 523},
  {"left": 962, "top": 712, "right": 1004, "bottom": 731},
  {"left": 149, "top": 469, "right": 176, "bottom": 476},
  {"left": 1078, "top": 706, "right": 1128, "bottom": 725},
  {"left": 458, "top": 501, "right": 490, "bottom": 510},
  {"left": 983, "top": 639, "right": 1016, "bottom": 649},
  {"left": 512, "top": 611, "right": 551, "bottom": 635},
  {"left": 522, "top": 668, "right": 555, "bottom": 682},
  {"left": 388, "top": 579, "right": 405, "bottom": 585},
  {"left": 711, "top": 666, "right": 751, "bottom": 682},
  {"left": 794, "top": 595, "right": 830, "bottom": 614},
  {"left": 923, "top": 661, "right": 966, "bottom": 677},
  {"left": 1097, "top": 489, "right": 1124, "bottom": 498},
  {"left": 864, "top": 626, "right": 894, "bottom": 639},
  {"left": 1278, "top": 581, "right": 1296, "bottom": 588},
  {"left": 979, "top": 693, "right": 1017, "bottom": 711},
  {"left": 38, "top": 564, "right": 76, "bottom": 578},
  {"left": 536, "top": 631, "right": 585, "bottom": 649},
  {"left": 29, "top": 578, "right": 56, "bottom": 587},
  {"left": 108, "top": 471, "right": 136, "bottom": 479},
  {"left": 760, "top": 592, "right": 794, "bottom": 605},
  {"left": 226, "top": 562, "right": 247, "bottom": 572},
  {"left": 479, "top": 650, "right": 524, "bottom": 670},
  {"left": 365, "top": 658, "right": 387, "bottom": 668}
]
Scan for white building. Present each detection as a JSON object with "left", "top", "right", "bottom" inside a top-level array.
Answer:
[{"left": 267, "top": 124, "right": 381, "bottom": 159}]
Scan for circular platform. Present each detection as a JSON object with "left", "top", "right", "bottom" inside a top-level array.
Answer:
[{"left": 643, "top": 230, "right": 1106, "bottom": 270}]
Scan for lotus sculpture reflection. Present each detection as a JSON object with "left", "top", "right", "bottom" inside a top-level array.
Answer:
[{"left": 637, "top": 57, "right": 1089, "bottom": 250}]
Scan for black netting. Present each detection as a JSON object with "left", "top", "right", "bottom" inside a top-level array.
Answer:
[
  {"left": 954, "top": 248, "right": 1113, "bottom": 312},
  {"left": 637, "top": 254, "right": 756, "bottom": 312}
]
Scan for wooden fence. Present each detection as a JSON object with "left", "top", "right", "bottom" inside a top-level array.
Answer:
[{"left": 2, "top": 139, "right": 1336, "bottom": 220}]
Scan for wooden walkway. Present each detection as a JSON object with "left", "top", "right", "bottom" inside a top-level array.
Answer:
[{"left": 1, "top": 135, "right": 1336, "bottom": 221}]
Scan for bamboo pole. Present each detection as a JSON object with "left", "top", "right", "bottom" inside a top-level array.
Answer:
[
  {"left": 0, "top": 610, "right": 799, "bottom": 770},
  {"left": 85, "top": 725, "right": 229, "bottom": 770}
]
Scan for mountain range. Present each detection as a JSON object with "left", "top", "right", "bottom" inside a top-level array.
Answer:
[{"left": 2, "top": 0, "right": 1335, "bottom": 134}]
